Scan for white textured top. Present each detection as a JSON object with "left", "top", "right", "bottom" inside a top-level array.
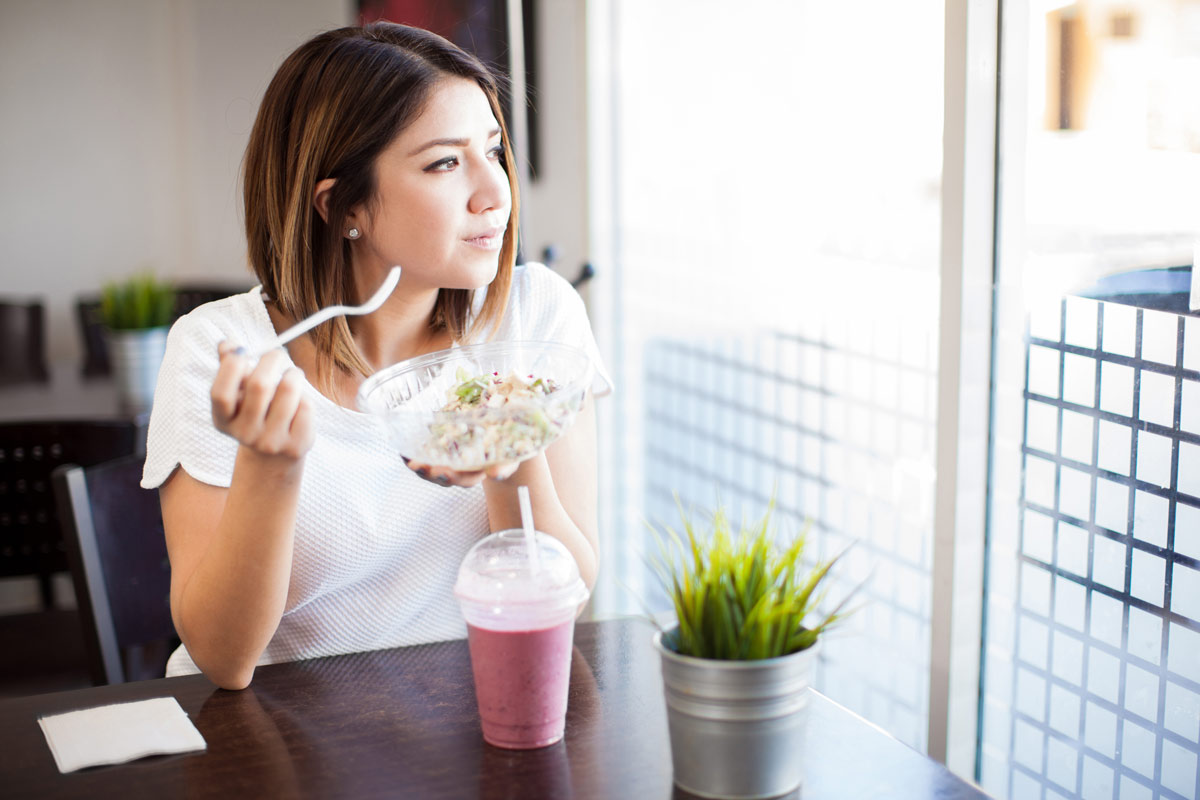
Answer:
[{"left": 142, "top": 264, "right": 611, "bottom": 676}]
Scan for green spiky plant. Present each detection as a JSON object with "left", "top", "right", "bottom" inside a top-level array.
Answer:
[
  {"left": 648, "top": 499, "right": 856, "bottom": 660},
  {"left": 100, "top": 272, "right": 176, "bottom": 331}
]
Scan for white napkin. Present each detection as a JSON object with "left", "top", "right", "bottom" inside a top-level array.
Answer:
[{"left": 38, "top": 696, "right": 207, "bottom": 773}]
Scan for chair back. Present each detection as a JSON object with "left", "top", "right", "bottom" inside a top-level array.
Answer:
[
  {"left": 75, "top": 299, "right": 110, "bottom": 377},
  {"left": 173, "top": 283, "right": 251, "bottom": 316},
  {"left": 0, "top": 300, "right": 49, "bottom": 386},
  {"left": 53, "top": 454, "right": 176, "bottom": 684},
  {"left": 0, "top": 420, "right": 144, "bottom": 608}
]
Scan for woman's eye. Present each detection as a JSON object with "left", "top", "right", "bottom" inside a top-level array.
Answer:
[
  {"left": 425, "top": 156, "right": 458, "bottom": 172},
  {"left": 488, "top": 144, "right": 504, "bottom": 160}
]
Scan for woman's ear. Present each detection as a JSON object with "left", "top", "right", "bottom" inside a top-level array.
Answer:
[{"left": 313, "top": 178, "right": 337, "bottom": 223}]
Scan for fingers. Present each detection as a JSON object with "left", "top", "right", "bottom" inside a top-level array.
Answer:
[
  {"left": 406, "top": 460, "right": 476, "bottom": 488},
  {"left": 443, "top": 470, "right": 487, "bottom": 488},
  {"left": 485, "top": 462, "right": 520, "bottom": 482},
  {"left": 260, "top": 368, "right": 309, "bottom": 455},
  {"left": 211, "top": 342, "right": 313, "bottom": 459},
  {"left": 211, "top": 343, "right": 251, "bottom": 426},
  {"left": 404, "top": 459, "right": 517, "bottom": 488},
  {"left": 238, "top": 350, "right": 290, "bottom": 428},
  {"left": 289, "top": 394, "right": 315, "bottom": 452}
]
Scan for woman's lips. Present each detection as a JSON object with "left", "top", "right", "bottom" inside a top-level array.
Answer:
[{"left": 464, "top": 226, "right": 504, "bottom": 250}]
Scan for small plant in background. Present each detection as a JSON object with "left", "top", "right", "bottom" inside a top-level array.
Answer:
[
  {"left": 648, "top": 498, "right": 857, "bottom": 660},
  {"left": 100, "top": 272, "right": 176, "bottom": 331}
]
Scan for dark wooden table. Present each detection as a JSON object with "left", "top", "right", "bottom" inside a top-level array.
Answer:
[
  {"left": 0, "top": 618, "right": 992, "bottom": 799},
  {"left": 0, "top": 364, "right": 141, "bottom": 423}
]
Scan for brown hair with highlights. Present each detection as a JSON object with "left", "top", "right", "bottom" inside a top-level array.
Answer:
[{"left": 243, "top": 22, "right": 518, "bottom": 391}]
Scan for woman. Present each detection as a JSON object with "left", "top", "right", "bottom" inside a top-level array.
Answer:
[{"left": 141, "top": 22, "right": 609, "bottom": 690}]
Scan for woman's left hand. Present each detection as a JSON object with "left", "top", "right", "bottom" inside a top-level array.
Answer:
[{"left": 403, "top": 457, "right": 520, "bottom": 488}]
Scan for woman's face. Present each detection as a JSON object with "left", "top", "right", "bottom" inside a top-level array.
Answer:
[{"left": 355, "top": 77, "right": 511, "bottom": 292}]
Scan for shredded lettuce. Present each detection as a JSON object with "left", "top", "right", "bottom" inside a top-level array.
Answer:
[{"left": 417, "top": 370, "right": 570, "bottom": 468}]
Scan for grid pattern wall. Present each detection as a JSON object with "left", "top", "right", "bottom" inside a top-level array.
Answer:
[
  {"left": 640, "top": 327, "right": 938, "bottom": 750},
  {"left": 987, "top": 296, "right": 1200, "bottom": 800}
]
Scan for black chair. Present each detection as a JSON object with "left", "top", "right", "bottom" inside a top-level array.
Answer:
[
  {"left": 76, "top": 282, "right": 250, "bottom": 377},
  {"left": 0, "top": 300, "right": 49, "bottom": 386},
  {"left": 0, "top": 420, "right": 145, "bottom": 608},
  {"left": 53, "top": 454, "right": 177, "bottom": 684},
  {"left": 75, "top": 299, "right": 110, "bottom": 377},
  {"left": 173, "top": 282, "right": 251, "bottom": 317}
]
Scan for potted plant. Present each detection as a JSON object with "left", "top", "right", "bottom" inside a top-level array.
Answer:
[
  {"left": 99, "top": 272, "right": 176, "bottom": 413},
  {"left": 648, "top": 500, "right": 856, "bottom": 800}
]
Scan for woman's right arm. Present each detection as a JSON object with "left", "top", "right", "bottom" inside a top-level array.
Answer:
[{"left": 159, "top": 343, "right": 314, "bottom": 690}]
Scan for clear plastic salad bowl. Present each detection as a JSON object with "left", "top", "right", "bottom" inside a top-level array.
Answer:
[{"left": 356, "top": 341, "right": 594, "bottom": 471}]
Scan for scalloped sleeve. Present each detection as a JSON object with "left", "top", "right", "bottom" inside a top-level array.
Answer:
[{"left": 140, "top": 311, "right": 241, "bottom": 489}]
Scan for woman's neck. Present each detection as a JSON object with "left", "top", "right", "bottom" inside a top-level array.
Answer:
[
  {"left": 349, "top": 289, "right": 447, "bottom": 369},
  {"left": 265, "top": 286, "right": 452, "bottom": 409}
]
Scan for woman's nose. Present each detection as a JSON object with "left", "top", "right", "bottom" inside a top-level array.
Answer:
[{"left": 467, "top": 158, "right": 510, "bottom": 216}]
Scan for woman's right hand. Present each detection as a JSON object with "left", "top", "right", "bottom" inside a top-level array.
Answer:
[{"left": 211, "top": 341, "right": 315, "bottom": 460}]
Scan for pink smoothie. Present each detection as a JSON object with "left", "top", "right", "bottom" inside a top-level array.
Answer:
[{"left": 466, "top": 619, "right": 575, "bottom": 749}]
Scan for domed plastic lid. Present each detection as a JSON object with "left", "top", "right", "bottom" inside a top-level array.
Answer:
[{"left": 454, "top": 529, "right": 589, "bottom": 630}]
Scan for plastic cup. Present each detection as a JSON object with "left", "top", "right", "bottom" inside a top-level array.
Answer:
[{"left": 454, "top": 529, "right": 589, "bottom": 749}]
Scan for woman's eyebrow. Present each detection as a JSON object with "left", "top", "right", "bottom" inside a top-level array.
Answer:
[{"left": 408, "top": 128, "right": 502, "bottom": 157}]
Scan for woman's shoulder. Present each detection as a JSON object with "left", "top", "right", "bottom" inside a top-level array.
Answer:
[
  {"left": 511, "top": 261, "right": 575, "bottom": 301},
  {"left": 468, "top": 263, "right": 592, "bottom": 347},
  {"left": 500, "top": 262, "right": 590, "bottom": 340},
  {"left": 509, "top": 262, "right": 584, "bottom": 326},
  {"left": 168, "top": 286, "right": 275, "bottom": 352}
]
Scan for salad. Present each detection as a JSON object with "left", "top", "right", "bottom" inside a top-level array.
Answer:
[{"left": 419, "top": 368, "right": 569, "bottom": 468}]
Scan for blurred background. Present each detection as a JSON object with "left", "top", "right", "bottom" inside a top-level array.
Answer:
[{"left": 2, "top": 1, "right": 1198, "bottom": 798}]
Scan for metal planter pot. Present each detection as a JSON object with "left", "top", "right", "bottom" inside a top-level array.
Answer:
[
  {"left": 655, "top": 629, "right": 816, "bottom": 800},
  {"left": 106, "top": 327, "right": 168, "bottom": 414}
]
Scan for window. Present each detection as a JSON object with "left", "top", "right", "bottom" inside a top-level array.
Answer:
[{"left": 981, "top": 2, "right": 1200, "bottom": 798}]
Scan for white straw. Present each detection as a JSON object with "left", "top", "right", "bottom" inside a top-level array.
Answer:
[{"left": 517, "top": 485, "right": 541, "bottom": 574}]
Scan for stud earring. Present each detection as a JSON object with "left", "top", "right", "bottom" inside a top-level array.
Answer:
[{"left": 347, "top": 227, "right": 361, "bottom": 240}]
